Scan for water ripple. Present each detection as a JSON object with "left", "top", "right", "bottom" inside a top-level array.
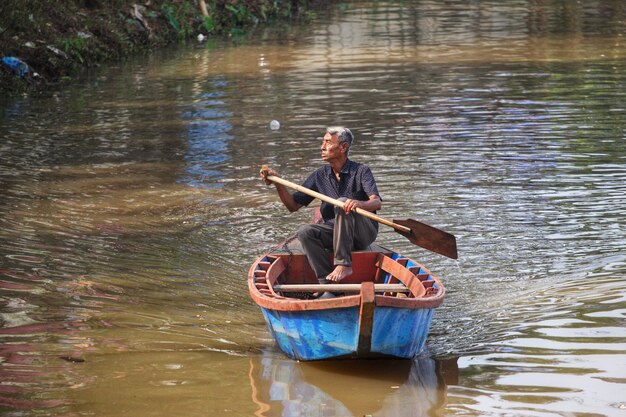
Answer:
[{"left": 1, "top": 1, "right": 625, "bottom": 415}]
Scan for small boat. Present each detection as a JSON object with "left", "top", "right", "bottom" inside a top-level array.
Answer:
[{"left": 248, "top": 238, "right": 445, "bottom": 361}]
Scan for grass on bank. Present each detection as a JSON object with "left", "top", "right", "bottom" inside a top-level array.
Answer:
[{"left": 0, "top": 0, "right": 327, "bottom": 94}]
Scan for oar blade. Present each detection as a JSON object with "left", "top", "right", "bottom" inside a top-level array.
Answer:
[{"left": 393, "top": 219, "right": 458, "bottom": 260}]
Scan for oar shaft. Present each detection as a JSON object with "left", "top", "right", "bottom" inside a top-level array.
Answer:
[
  {"left": 273, "top": 283, "right": 410, "bottom": 293},
  {"left": 266, "top": 174, "right": 411, "bottom": 234}
]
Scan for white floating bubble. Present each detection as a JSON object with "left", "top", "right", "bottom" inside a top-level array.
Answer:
[{"left": 269, "top": 120, "right": 280, "bottom": 130}]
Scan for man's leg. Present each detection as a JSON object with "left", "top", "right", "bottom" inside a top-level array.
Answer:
[
  {"left": 297, "top": 223, "right": 334, "bottom": 283},
  {"left": 327, "top": 204, "right": 378, "bottom": 282}
]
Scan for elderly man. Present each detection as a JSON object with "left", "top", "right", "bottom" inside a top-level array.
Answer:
[{"left": 261, "top": 127, "right": 382, "bottom": 291}]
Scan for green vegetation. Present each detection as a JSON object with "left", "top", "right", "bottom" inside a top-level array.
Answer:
[{"left": 0, "top": 0, "right": 328, "bottom": 94}]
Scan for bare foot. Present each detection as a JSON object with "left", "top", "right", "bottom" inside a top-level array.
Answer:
[{"left": 326, "top": 265, "right": 353, "bottom": 282}]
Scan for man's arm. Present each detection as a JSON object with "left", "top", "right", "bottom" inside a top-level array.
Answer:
[
  {"left": 261, "top": 167, "right": 303, "bottom": 212},
  {"left": 275, "top": 183, "right": 303, "bottom": 212}
]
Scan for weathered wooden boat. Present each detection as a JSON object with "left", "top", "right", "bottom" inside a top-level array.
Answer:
[{"left": 248, "top": 239, "right": 445, "bottom": 361}]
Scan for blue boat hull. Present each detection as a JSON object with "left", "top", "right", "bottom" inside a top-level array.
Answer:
[
  {"left": 261, "top": 305, "right": 435, "bottom": 361},
  {"left": 261, "top": 307, "right": 359, "bottom": 360}
]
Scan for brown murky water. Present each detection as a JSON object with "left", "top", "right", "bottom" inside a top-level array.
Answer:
[{"left": 1, "top": 1, "right": 625, "bottom": 416}]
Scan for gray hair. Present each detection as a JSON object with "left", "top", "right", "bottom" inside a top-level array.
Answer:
[{"left": 326, "top": 126, "right": 354, "bottom": 149}]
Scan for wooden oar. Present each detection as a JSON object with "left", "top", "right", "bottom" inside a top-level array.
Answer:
[{"left": 261, "top": 166, "right": 458, "bottom": 259}]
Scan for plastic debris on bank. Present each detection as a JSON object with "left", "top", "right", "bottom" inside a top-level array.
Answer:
[{"left": 2, "top": 56, "right": 30, "bottom": 78}]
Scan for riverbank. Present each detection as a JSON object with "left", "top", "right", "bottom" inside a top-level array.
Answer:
[{"left": 0, "top": 0, "right": 328, "bottom": 95}]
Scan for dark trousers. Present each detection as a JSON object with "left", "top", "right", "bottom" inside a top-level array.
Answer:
[{"left": 297, "top": 203, "right": 378, "bottom": 283}]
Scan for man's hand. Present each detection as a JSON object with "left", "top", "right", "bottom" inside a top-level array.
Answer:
[
  {"left": 260, "top": 166, "right": 278, "bottom": 185},
  {"left": 343, "top": 198, "right": 361, "bottom": 214},
  {"left": 344, "top": 195, "right": 382, "bottom": 214}
]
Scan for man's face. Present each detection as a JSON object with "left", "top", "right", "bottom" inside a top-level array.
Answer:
[{"left": 321, "top": 132, "right": 345, "bottom": 162}]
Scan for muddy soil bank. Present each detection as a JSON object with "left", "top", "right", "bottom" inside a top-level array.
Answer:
[{"left": 0, "top": 0, "right": 330, "bottom": 95}]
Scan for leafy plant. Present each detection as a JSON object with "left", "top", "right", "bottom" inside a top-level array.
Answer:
[
  {"left": 62, "top": 36, "right": 87, "bottom": 63},
  {"left": 161, "top": 3, "right": 181, "bottom": 32},
  {"left": 225, "top": 3, "right": 248, "bottom": 25},
  {"left": 160, "top": 2, "right": 196, "bottom": 38},
  {"left": 202, "top": 15, "right": 215, "bottom": 33}
]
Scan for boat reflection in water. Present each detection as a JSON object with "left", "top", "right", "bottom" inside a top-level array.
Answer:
[{"left": 249, "top": 349, "right": 458, "bottom": 417}]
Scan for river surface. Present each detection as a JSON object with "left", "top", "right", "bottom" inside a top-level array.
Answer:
[{"left": 1, "top": 1, "right": 625, "bottom": 416}]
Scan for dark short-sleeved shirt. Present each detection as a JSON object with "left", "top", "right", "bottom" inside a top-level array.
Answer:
[{"left": 293, "top": 159, "right": 381, "bottom": 226}]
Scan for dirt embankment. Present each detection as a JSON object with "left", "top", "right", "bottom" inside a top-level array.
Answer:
[{"left": 0, "top": 0, "right": 326, "bottom": 95}]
